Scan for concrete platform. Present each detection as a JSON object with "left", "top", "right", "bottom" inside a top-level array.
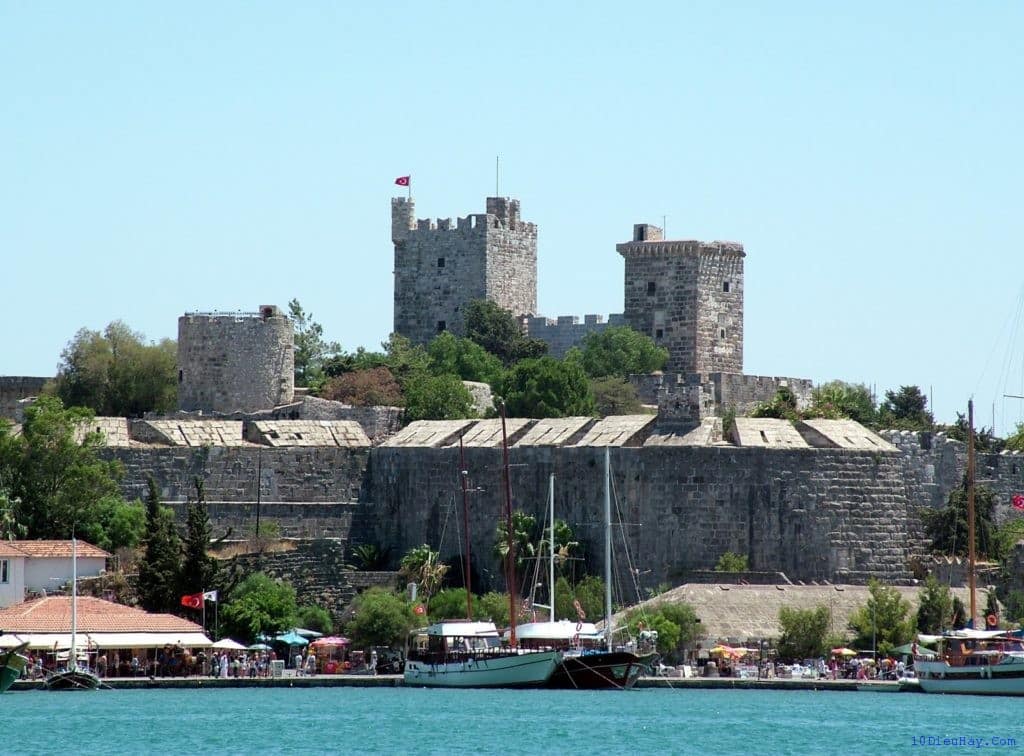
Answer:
[
  {"left": 575, "top": 415, "right": 657, "bottom": 447},
  {"left": 797, "top": 419, "right": 897, "bottom": 451},
  {"left": 733, "top": 418, "right": 810, "bottom": 448},
  {"left": 382, "top": 420, "right": 476, "bottom": 448},
  {"left": 515, "top": 417, "right": 595, "bottom": 447}
]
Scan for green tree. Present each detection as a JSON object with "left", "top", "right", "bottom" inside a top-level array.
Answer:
[
  {"left": 589, "top": 377, "right": 645, "bottom": 417},
  {"left": 427, "top": 332, "right": 504, "bottom": 385},
  {"left": 399, "top": 545, "right": 449, "bottom": 598},
  {"left": 427, "top": 588, "right": 479, "bottom": 621},
  {"left": 497, "top": 357, "right": 596, "bottom": 418},
  {"left": 915, "top": 574, "right": 953, "bottom": 633},
  {"left": 878, "top": 385, "right": 934, "bottom": 430},
  {"left": 623, "top": 602, "right": 701, "bottom": 660},
  {"left": 137, "top": 476, "right": 184, "bottom": 613},
  {"left": 809, "top": 381, "right": 877, "bottom": 426},
  {"left": 494, "top": 510, "right": 537, "bottom": 589},
  {"left": 402, "top": 373, "right": 475, "bottom": 422},
  {"left": 952, "top": 596, "right": 967, "bottom": 628},
  {"left": 553, "top": 575, "right": 606, "bottom": 623},
  {"left": 1006, "top": 422, "right": 1024, "bottom": 453},
  {"left": 715, "top": 551, "right": 749, "bottom": 572},
  {"left": 0, "top": 396, "right": 137, "bottom": 548},
  {"left": 477, "top": 591, "right": 511, "bottom": 626},
  {"left": 179, "top": 478, "right": 222, "bottom": 598},
  {"left": 750, "top": 386, "right": 800, "bottom": 421},
  {"left": 289, "top": 298, "right": 341, "bottom": 390},
  {"left": 222, "top": 572, "right": 298, "bottom": 641},
  {"left": 49, "top": 321, "right": 177, "bottom": 417},
  {"left": 348, "top": 543, "right": 390, "bottom": 571},
  {"left": 0, "top": 485, "right": 26, "bottom": 540},
  {"left": 344, "top": 588, "right": 416, "bottom": 648},
  {"left": 320, "top": 367, "right": 405, "bottom": 406},
  {"left": 296, "top": 605, "right": 333, "bottom": 634},
  {"left": 464, "top": 299, "right": 547, "bottom": 365},
  {"left": 777, "top": 605, "right": 830, "bottom": 660},
  {"left": 921, "top": 477, "right": 999, "bottom": 560},
  {"left": 573, "top": 326, "right": 668, "bottom": 379},
  {"left": 849, "top": 580, "right": 915, "bottom": 656}
]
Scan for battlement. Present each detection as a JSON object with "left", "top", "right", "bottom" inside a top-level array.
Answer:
[
  {"left": 524, "top": 313, "right": 626, "bottom": 358},
  {"left": 392, "top": 197, "right": 536, "bottom": 246},
  {"left": 181, "top": 305, "right": 284, "bottom": 323},
  {"left": 616, "top": 237, "right": 745, "bottom": 258}
]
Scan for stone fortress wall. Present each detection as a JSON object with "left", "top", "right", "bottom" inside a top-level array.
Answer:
[
  {"left": 392, "top": 197, "right": 537, "bottom": 345},
  {"left": 0, "top": 377, "right": 48, "bottom": 423},
  {"left": 76, "top": 417, "right": 1024, "bottom": 593},
  {"left": 177, "top": 305, "right": 294, "bottom": 414},
  {"left": 523, "top": 313, "right": 627, "bottom": 358}
]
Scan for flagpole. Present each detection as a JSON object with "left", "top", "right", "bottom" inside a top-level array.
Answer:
[
  {"left": 495, "top": 156, "right": 500, "bottom": 196},
  {"left": 202, "top": 594, "right": 206, "bottom": 635},
  {"left": 407, "top": 178, "right": 411, "bottom": 201}
]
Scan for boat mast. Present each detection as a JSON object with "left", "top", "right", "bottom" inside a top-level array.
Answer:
[
  {"left": 500, "top": 402, "right": 517, "bottom": 647},
  {"left": 459, "top": 434, "right": 473, "bottom": 620},
  {"left": 604, "top": 447, "right": 613, "bottom": 653},
  {"left": 548, "top": 473, "right": 555, "bottom": 621},
  {"left": 967, "top": 399, "right": 977, "bottom": 628},
  {"left": 70, "top": 536, "right": 77, "bottom": 670}
]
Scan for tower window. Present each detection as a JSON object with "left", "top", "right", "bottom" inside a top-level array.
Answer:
[
  {"left": 437, "top": 257, "right": 445, "bottom": 268},
  {"left": 723, "top": 281, "right": 730, "bottom": 292},
  {"left": 437, "top": 321, "right": 447, "bottom": 333},
  {"left": 720, "top": 329, "right": 726, "bottom": 338},
  {"left": 647, "top": 281, "right": 656, "bottom": 295},
  {"left": 655, "top": 329, "right": 664, "bottom": 339},
  {"left": 178, "top": 370, "right": 183, "bottom": 384}
]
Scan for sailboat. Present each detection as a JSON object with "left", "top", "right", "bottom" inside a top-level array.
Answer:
[
  {"left": 403, "top": 409, "right": 562, "bottom": 688},
  {"left": 914, "top": 400, "right": 1024, "bottom": 696},
  {"left": 46, "top": 538, "right": 100, "bottom": 691},
  {"left": 513, "top": 448, "right": 654, "bottom": 690},
  {"left": 0, "top": 641, "right": 29, "bottom": 693}
]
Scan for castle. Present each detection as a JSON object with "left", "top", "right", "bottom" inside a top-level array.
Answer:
[
  {"left": 392, "top": 195, "right": 802, "bottom": 424},
  {"left": 2, "top": 194, "right": 1023, "bottom": 609}
]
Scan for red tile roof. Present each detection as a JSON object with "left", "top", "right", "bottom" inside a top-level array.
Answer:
[
  {"left": 6, "top": 540, "right": 110, "bottom": 559},
  {"left": 0, "top": 542, "right": 25, "bottom": 558},
  {"left": 0, "top": 597, "right": 202, "bottom": 634}
]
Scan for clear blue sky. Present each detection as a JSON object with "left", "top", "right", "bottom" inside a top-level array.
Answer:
[{"left": 3, "top": 2, "right": 1023, "bottom": 431}]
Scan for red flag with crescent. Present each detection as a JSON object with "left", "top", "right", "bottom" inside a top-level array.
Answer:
[
  {"left": 180, "top": 593, "right": 203, "bottom": 610},
  {"left": 394, "top": 175, "right": 410, "bottom": 187},
  {"left": 1012, "top": 493, "right": 1024, "bottom": 511}
]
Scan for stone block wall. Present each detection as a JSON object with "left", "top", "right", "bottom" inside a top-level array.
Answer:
[
  {"left": 177, "top": 307, "right": 294, "bottom": 414},
  {"left": 524, "top": 313, "right": 627, "bottom": 358},
  {"left": 392, "top": 197, "right": 537, "bottom": 345},
  {"left": 366, "top": 445, "right": 917, "bottom": 594},
  {"left": 635, "top": 372, "right": 812, "bottom": 425},
  {"left": 617, "top": 231, "right": 745, "bottom": 375},
  {"left": 0, "top": 377, "right": 48, "bottom": 422},
  {"left": 228, "top": 539, "right": 398, "bottom": 620}
]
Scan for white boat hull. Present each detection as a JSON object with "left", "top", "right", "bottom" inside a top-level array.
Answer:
[
  {"left": 916, "top": 659, "right": 1024, "bottom": 696},
  {"left": 404, "top": 650, "right": 561, "bottom": 688}
]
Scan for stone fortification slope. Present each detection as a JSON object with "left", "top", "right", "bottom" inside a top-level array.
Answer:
[{"left": 616, "top": 583, "right": 974, "bottom": 643}]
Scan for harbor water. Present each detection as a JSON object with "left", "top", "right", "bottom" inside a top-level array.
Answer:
[{"left": 4, "top": 686, "right": 1023, "bottom": 754}]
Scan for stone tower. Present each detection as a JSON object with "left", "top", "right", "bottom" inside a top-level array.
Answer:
[
  {"left": 177, "top": 305, "right": 294, "bottom": 414},
  {"left": 617, "top": 224, "right": 744, "bottom": 375},
  {"left": 392, "top": 196, "right": 537, "bottom": 344}
]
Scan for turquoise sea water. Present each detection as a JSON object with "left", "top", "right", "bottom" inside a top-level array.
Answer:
[{"left": 4, "top": 687, "right": 1024, "bottom": 755}]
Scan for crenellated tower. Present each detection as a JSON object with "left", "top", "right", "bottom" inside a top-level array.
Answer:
[
  {"left": 617, "top": 224, "right": 744, "bottom": 375},
  {"left": 392, "top": 196, "right": 537, "bottom": 344}
]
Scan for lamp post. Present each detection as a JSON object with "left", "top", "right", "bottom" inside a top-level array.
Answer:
[{"left": 872, "top": 600, "right": 877, "bottom": 664}]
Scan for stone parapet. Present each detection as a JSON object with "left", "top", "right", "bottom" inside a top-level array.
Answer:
[{"left": 0, "top": 377, "right": 48, "bottom": 423}]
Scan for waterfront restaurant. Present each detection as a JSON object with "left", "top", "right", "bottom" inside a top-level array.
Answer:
[{"left": 0, "top": 595, "right": 211, "bottom": 675}]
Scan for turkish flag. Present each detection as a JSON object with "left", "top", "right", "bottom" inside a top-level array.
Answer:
[
  {"left": 394, "top": 175, "right": 410, "bottom": 187},
  {"left": 413, "top": 604, "right": 426, "bottom": 616},
  {"left": 180, "top": 593, "right": 203, "bottom": 610},
  {"left": 1012, "top": 493, "right": 1024, "bottom": 511}
]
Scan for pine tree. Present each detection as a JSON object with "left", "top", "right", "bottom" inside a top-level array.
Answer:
[
  {"left": 179, "top": 478, "right": 221, "bottom": 600},
  {"left": 137, "top": 476, "right": 183, "bottom": 613}
]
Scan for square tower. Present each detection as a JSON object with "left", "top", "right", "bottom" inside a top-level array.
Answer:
[
  {"left": 617, "top": 224, "right": 744, "bottom": 375},
  {"left": 392, "top": 197, "right": 537, "bottom": 344}
]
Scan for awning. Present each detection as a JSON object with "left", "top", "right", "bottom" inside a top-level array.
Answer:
[{"left": 0, "top": 632, "right": 212, "bottom": 650}]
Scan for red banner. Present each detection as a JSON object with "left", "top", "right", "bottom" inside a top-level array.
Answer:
[
  {"left": 180, "top": 593, "right": 203, "bottom": 609},
  {"left": 1012, "top": 493, "right": 1024, "bottom": 511},
  {"left": 394, "top": 175, "right": 410, "bottom": 187}
]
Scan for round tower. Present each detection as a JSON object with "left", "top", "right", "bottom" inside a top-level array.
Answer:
[{"left": 177, "top": 305, "right": 294, "bottom": 414}]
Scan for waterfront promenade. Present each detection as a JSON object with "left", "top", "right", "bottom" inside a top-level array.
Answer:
[{"left": 8, "top": 675, "right": 906, "bottom": 692}]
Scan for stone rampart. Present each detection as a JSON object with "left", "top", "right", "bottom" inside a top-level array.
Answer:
[
  {"left": 227, "top": 540, "right": 398, "bottom": 620},
  {"left": 366, "top": 445, "right": 917, "bottom": 593},
  {"left": 0, "top": 377, "right": 48, "bottom": 422},
  {"left": 524, "top": 313, "right": 627, "bottom": 358}
]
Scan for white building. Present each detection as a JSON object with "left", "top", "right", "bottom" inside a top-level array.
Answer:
[{"left": 0, "top": 540, "right": 109, "bottom": 608}]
